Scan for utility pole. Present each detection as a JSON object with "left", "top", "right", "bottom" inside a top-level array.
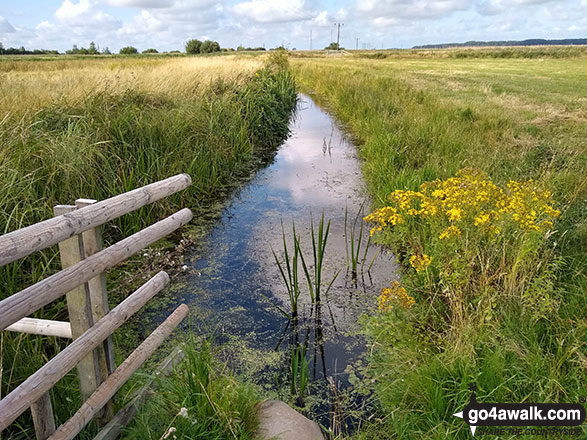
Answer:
[
  {"left": 355, "top": 37, "right": 359, "bottom": 50},
  {"left": 310, "top": 29, "right": 312, "bottom": 50},
  {"left": 334, "top": 23, "right": 344, "bottom": 49}
]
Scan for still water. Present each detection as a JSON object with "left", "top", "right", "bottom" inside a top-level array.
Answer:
[{"left": 172, "top": 94, "right": 397, "bottom": 429}]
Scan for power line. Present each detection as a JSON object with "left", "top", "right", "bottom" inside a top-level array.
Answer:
[{"left": 334, "top": 23, "right": 344, "bottom": 48}]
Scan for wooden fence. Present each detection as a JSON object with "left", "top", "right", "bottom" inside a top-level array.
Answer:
[{"left": 0, "top": 174, "right": 193, "bottom": 439}]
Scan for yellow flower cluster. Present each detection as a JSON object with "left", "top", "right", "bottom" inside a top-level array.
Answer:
[
  {"left": 363, "top": 206, "right": 404, "bottom": 236},
  {"left": 378, "top": 281, "right": 416, "bottom": 311},
  {"left": 409, "top": 254, "right": 432, "bottom": 271},
  {"left": 365, "top": 169, "right": 560, "bottom": 239}
]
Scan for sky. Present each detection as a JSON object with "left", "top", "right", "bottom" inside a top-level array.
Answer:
[{"left": 0, "top": 0, "right": 586, "bottom": 52}]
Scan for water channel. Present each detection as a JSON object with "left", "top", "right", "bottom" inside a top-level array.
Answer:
[{"left": 167, "top": 94, "right": 398, "bottom": 431}]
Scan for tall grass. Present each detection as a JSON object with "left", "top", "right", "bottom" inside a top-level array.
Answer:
[
  {"left": 299, "top": 213, "right": 338, "bottom": 304},
  {"left": 0, "top": 54, "right": 296, "bottom": 438},
  {"left": 293, "top": 54, "right": 587, "bottom": 439},
  {"left": 344, "top": 205, "right": 372, "bottom": 284},
  {"left": 124, "top": 337, "right": 259, "bottom": 440},
  {"left": 272, "top": 222, "right": 304, "bottom": 320}
]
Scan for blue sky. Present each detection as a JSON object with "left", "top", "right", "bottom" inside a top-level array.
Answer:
[{"left": 1, "top": 0, "right": 586, "bottom": 52}]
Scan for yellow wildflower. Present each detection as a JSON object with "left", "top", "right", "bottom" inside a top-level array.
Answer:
[
  {"left": 446, "top": 207, "right": 463, "bottom": 221},
  {"left": 409, "top": 254, "right": 432, "bottom": 272},
  {"left": 439, "top": 225, "right": 462, "bottom": 240},
  {"left": 474, "top": 212, "right": 491, "bottom": 226},
  {"left": 378, "top": 281, "right": 415, "bottom": 311}
]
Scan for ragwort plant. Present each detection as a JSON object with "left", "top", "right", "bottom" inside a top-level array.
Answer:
[{"left": 366, "top": 168, "right": 562, "bottom": 334}]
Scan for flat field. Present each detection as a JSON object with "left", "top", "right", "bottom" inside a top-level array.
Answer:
[{"left": 293, "top": 52, "right": 586, "bottom": 439}]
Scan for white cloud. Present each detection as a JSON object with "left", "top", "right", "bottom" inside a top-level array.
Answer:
[
  {"left": 478, "top": 0, "right": 559, "bottom": 15},
  {"left": 0, "top": 16, "right": 16, "bottom": 33},
  {"left": 35, "top": 21, "right": 55, "bottom": 31},
  {"left": 55, "top": 0, "right": 93, "bottom": 22},
  {"left": 312, "top": 10, "right": 330, "bottom": 26},
  {"left": 55, "top": 0, "right": 121, "bottom": 29},
  {"left": 357, "top": 0, "right": 471, "bottom": 20},
  {"left": 119, "top": 10, "right": 167, "bottom": 34},
  {"left": 335, "top": 8, "right": 348, "bottom": 20},
  {"left": 107, "top": 0, "right": 173, "bottom": 7},
  {"left": 232, "top": 0, "right": 314, "bottom": 23}
]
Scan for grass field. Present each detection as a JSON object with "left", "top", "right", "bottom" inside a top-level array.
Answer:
[
  {"left": 1, "top": 48, "right": 586, "bottom": 439},
  {"left": 292, "top": 53, "right": 586, "bottom": 439},
  {"left": 0, "top": 52, "right": 296, "bottom": 439}
]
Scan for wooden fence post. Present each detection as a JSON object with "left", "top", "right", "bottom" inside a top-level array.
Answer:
[
  {"left": 75, "top": 199, "right": 115, "bottom": 420},
  {"left": 53, "top": 205, "right": 101, "bottom": 406},
  {"left": 30, "top": 393, "right": 56, "bottom": 440}
]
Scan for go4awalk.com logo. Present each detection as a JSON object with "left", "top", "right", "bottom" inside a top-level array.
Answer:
[{"left": 453, "top": 384, "right": 586, "bottom": 437}]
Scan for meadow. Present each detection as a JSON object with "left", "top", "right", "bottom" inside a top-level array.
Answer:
[
  {"left": 292, "top": 51, "right": 586, "bottom": 438},
  {"left": 0, "top": 52, "right": 296, "bottom": 438},
  {"left": 1, "top": 48, "right": 586, "bottom": 439}
]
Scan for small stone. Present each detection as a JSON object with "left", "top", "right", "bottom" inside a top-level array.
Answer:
[{"left": 256, "top": 400, "right": 325, "bottom": 440}]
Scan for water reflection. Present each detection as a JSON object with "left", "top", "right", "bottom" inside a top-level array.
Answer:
[{"left": 173, "top": 94, "right": 398, "bottom": 430}]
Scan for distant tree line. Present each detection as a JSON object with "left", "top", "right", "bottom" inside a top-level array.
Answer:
[
  {"left": 236, "top": 45, "right": 266, "bottom": 51},
  {"left": 0, "top": 39, "right": 268, "bottom": 56},
  {"left": 65, "top": 42, "right": 112, "bottom": 55},
  {"left": 0, "top": 42, "right": 58, "bottom": 55},
  {"left": 413, "top": 38, "right": 587, "bottom": 49},
  {"left": 185, "top": 39, "right": 221, "bottom": 54}
]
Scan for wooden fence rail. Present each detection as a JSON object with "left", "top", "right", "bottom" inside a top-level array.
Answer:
[
  {"left": 0, "top": 173, "right": 191, "bottom": 267},
  {"left": 0, "top": 174, "right": 193, "bottom": 439}
]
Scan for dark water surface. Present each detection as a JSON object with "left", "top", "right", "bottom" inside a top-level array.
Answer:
[{"left": 171, "top": 94, "right": 397, "bottom": 430}]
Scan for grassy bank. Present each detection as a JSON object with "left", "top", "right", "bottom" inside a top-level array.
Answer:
[
  {"left": 292, "top": 53, "right": 586, "bottom": 438},
  {"left": 125, "top": 338, "right": 260, "bottom": 440},
  {"left": 0, "top": 52, "right": 296, "bottom": 438}
]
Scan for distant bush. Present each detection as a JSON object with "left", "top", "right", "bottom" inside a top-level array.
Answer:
[
  {"left": 324, "top": 42, "right": 342, "bottom": 50},
  {"left": 142, "top": 48, "right": 158, "bottom": 54},
  {"left": 200, "top": 40, "right": 221, "bottom": 54},
  {"left": 185, "top": 39, "right": 202, "bottom": 54},
  {"left": 237, "top": 45, "right": 266, "bottom": 51},
  {"left": 119, "top": 46, "right": 138, "bottom": 55},
  {"left": 265, "top": 49, "right": 289, "bottom": 71}
]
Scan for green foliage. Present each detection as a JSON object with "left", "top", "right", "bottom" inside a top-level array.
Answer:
[
  {"left": 119, "top": 46, "right": 138, "bottom": 55},
  {"left": 88, "top": 42, "right": 98, "bottom": 55},
  {"left": 265, "top": 49, "right": 289, "bottom": 72},
  {"left": 0, "top": 60, "right": 296, "bottom": 438},
  {"left": 185, "top": 39, "right": 202, "bottom": 54},
  {"left": 290, "top": 344, "right": 309, "bottom": 406},
  {"left": 272, "top": 222, "right": 304, "bottom": 319},
  {"left": 298, "top": 213, "right": 338, "bottom": 304},
  {"left": 200, "top": 40, "right": 221, "bottom": 54},
  {"left": 293, "top": 56, "right": 587, "bottom": 439},
  {"left": 142, "top": 48, "right": 158, "bottom": 54},
  {"left": 125, "top": 338, "right": 260, "bottom": 439},
  {"left": 325, "top": 42, "right": 341, "bottom": 50}
]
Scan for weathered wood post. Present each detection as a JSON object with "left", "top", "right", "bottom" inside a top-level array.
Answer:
[
  {"left": 53, "top": 205, "right": 102, "bottom": 406},
  {"left": 30, "top": 393, "right": 56, "bottom": 440},
  {"left": 75, "top": 199, "right": 116, "bottom": 419}
]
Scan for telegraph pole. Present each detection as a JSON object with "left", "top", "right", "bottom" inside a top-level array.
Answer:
[
  {"left": 355, "top": 37, "right": 359, "bottom": 50},
  {"left": 334, "top": 23, "right": 344, "bottom": 49}
]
